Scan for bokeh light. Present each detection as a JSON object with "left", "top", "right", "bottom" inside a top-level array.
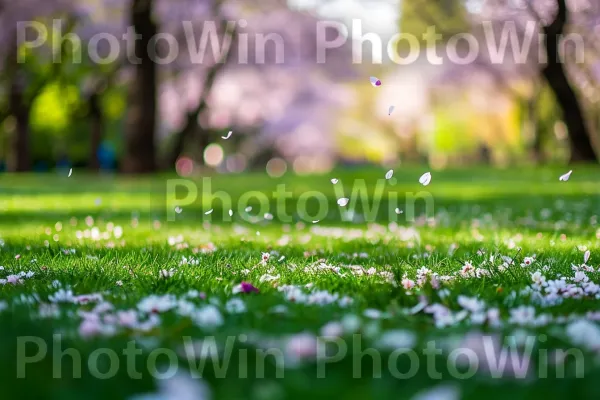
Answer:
[
  {"left": 266, "top": 158, "right": 287, "bottom": 177},
  {"left": 175, "top": 156, "right": 194, "bottom": 176},
  {"left": 203, "top": 144, "right": 224, "bottom": 167}
]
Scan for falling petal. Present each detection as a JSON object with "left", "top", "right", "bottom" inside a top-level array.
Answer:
[
  {"left": 175, "top": 207, "right": 183, "bottom": 214},
  {"left": 222, "top": 131, "right": 232, "bottom": 139},
  {"left": 385, "top": 169, "right": 394, "bottom": 180},
  {"left": 312, "top": 220, "right": 320, "bottom": 223},
  {"left": 369, "top": 76, "right": 381, "bottom": 87},
  {"left": 419, "top": 172, "right": 432, "bottom": 186},
  {"left": 264, "top": 213, "right": 273, "bottom": 220},
  {"left": 256, "top": 231, "right": 260, "bottom": 236},
  {"left": 245, "top": 206, "right": 252, "bottom": 212},
  {"left": 585, "top": 250, "right": 591, "bottom": 263},
  {"left": 228, "top": 209, "right": 233, "bottom": 217},
  {"left": 205, "top": 209, "right": 213, "bottom": 215},
  {"left": 395, "top": 208, "right": 403, "bottom": 214},
  {"left": 337, "top": 198, "right": 349, "bottom": 207},
  {"left": 388, "top": 105, "right": 395, "bottom": 115},
  {"left": 68, "top": 168, "right": 72, "bottom": 177},
  {"left": 331, "top": 178, "right": 338, "bottom": 184},
  {"left": 559, "top": 170, "right": 572, "bottom": 181}
]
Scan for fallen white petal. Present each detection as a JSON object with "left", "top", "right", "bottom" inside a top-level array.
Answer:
[
  {"left": 222, "top": 131, "right": 232, "bottom": 139},
  {"left": 585, "top": 250, "right": 591, "bottom": 264},
  {"left": 419, "top": 172, "right": 432, "bottom": 186},
  {"left": 337, "top": 198, "right": 349, "bottom": 207},
  {"left": 559, "top": 170, "right": 572, "bottom": 181}
]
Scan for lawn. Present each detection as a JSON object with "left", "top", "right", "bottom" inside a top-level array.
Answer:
[{"left": 1, "top": 166, "right": 600, "bottom": 399}]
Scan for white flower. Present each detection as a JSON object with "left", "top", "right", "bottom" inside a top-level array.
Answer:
[
  {"left": 193, "top": 305, "right": 223, "bottom": 328},
  {"left": 261, "top": 252, "right": 270, "bottom": 265},
  {"left": 285, "top": 333, "right": 318, "bottom": 363},
  {"left": 225, "top": 298, "right": 246, "bottom": 314},
  {"left": 411, "top": 384, "right": 460, "bottom": 400},
  {"left": 320, "top": 321, "right": 344, "bottom": 337},
  {"left": 363, "top": 309, "right": 382, "bottom": 319},
  {"left": 376, "top": 330, "right": 416, "bottom": 350},
  {"left": 566, "top": 319, "right": 600, "bottom": 350},
  {"left": 129, "top": 370, "right": 212, "bottom": 400},
  {"left": 521, "top": 256, "right": 535, "bottom": 267},
  {"left": 137, "top": 295, "right": 177, "bottom": 314},
  {"left": 49, "top": 289, "right": 75, "bottom": 303},
  {"left": 402, "top": 278, "right": 415, "bottom": 290},
  {"left": 457, "top": 296, "right": 485, "bottom": 313},
  {"left": 259, "top": 273, "right": 279, "bottom": 283},
  {"left": 509, "top": 306, "right": 536, "bottom": 326},
  {"left": 159, "top": 269, "right": 176, "bottom": 279}
]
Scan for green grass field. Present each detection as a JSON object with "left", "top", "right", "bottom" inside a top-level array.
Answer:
[{"left": 2, "top": 166, "right": 600, "bottom": 399}]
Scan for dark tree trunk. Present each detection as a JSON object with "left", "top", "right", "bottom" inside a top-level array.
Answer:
[
  {"left": 123, "top": 0, "right": 157, "bottom": 173},
  {"left": 88, "top": 90, "right": 103, "bottom": 171},
  {"left": 542, "top": 0, "right": 597, "bottom": 163},
  {"left": 166, "top": 16, "right": 235, "bottom": 169},
  {"left": 8, "top": 75, "right": 30, "bottom": 172},
  {"left": 167, "top": 111, "right": 201, "bottom": 168}
]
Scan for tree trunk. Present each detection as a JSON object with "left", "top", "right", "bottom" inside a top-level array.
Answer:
[
  {"left": 542, "top": 0, "right": 597, "bottom": 163},
  {"left": 123, "top": 0, "right": 157, "bottom": 173},
  {"left": 88, "top": 90, "right": 103, "bottom": 171},
  {"left": 8, "top": 75, "right": 30, "bottom": 172}
]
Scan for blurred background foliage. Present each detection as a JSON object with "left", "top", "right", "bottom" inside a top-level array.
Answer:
[{"left": 0, "top": 0, "right": 598, "bottom": 174}]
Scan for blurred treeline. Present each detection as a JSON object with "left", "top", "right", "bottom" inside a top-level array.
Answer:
[{"left": 0, "top": 0, "right": 598, "bottom": 174}]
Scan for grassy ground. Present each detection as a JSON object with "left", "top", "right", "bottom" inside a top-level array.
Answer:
[{"left": 2, "top": 166, "right": 600, "bottom": 399}]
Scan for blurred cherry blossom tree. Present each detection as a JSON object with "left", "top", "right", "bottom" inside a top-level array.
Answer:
[{"left": 0, "top": 0, "right": 355, "bottom": 172}]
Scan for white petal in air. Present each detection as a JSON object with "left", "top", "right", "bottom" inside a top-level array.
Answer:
[
  {"left": 584, "top": 250, "right": 591, "bottom": 264},
  {"left": 419, "top": 172, "right": 432, "bottom": 186},
  {"left": 337, "top": 198, "right": 349, "bottom": 207},
  {"left": 395, "top": 208, "right": 403, "bottom": 214},
  {"left": 385, "top": 169, "right": 394, "bottom": 180},
  {"left": 222, "top": 131, "right": 232, "bottom": 139},
  {"left": 175, "top": 207, "right": 182, "bottom": 214},
  {"left": 369, "top": 76, "right": 382, "bottom": 87},
  {"left": 559, "top": 170, "right": 572, "bottom": 181},
  {"left": 388, "top": 106, "right": 395, "bottom": 115},
  {"left": 205, "top": 209, "right": 213, "bottom": 215},
  {"left": 68, "top": 168, "right": 72, "bottom": 177},
  {"left": 245, "top": 206, "right": 252, "bottom": 212},
  {"left": 331, "top": 178, "right": 338, "bottom": 184},
  {"left": 264, "top": 213, "right": 273, "bottom": 220},
  {"left": 312, "top": 220, "right": 320, "bottom": 224},
  {"left": 228, "top": 209, "right": 233, "bottom": 217}
]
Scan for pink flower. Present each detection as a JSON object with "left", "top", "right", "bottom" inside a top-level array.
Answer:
[{"left": 233, "top": 282, "right": 259, "bottom": 294}]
